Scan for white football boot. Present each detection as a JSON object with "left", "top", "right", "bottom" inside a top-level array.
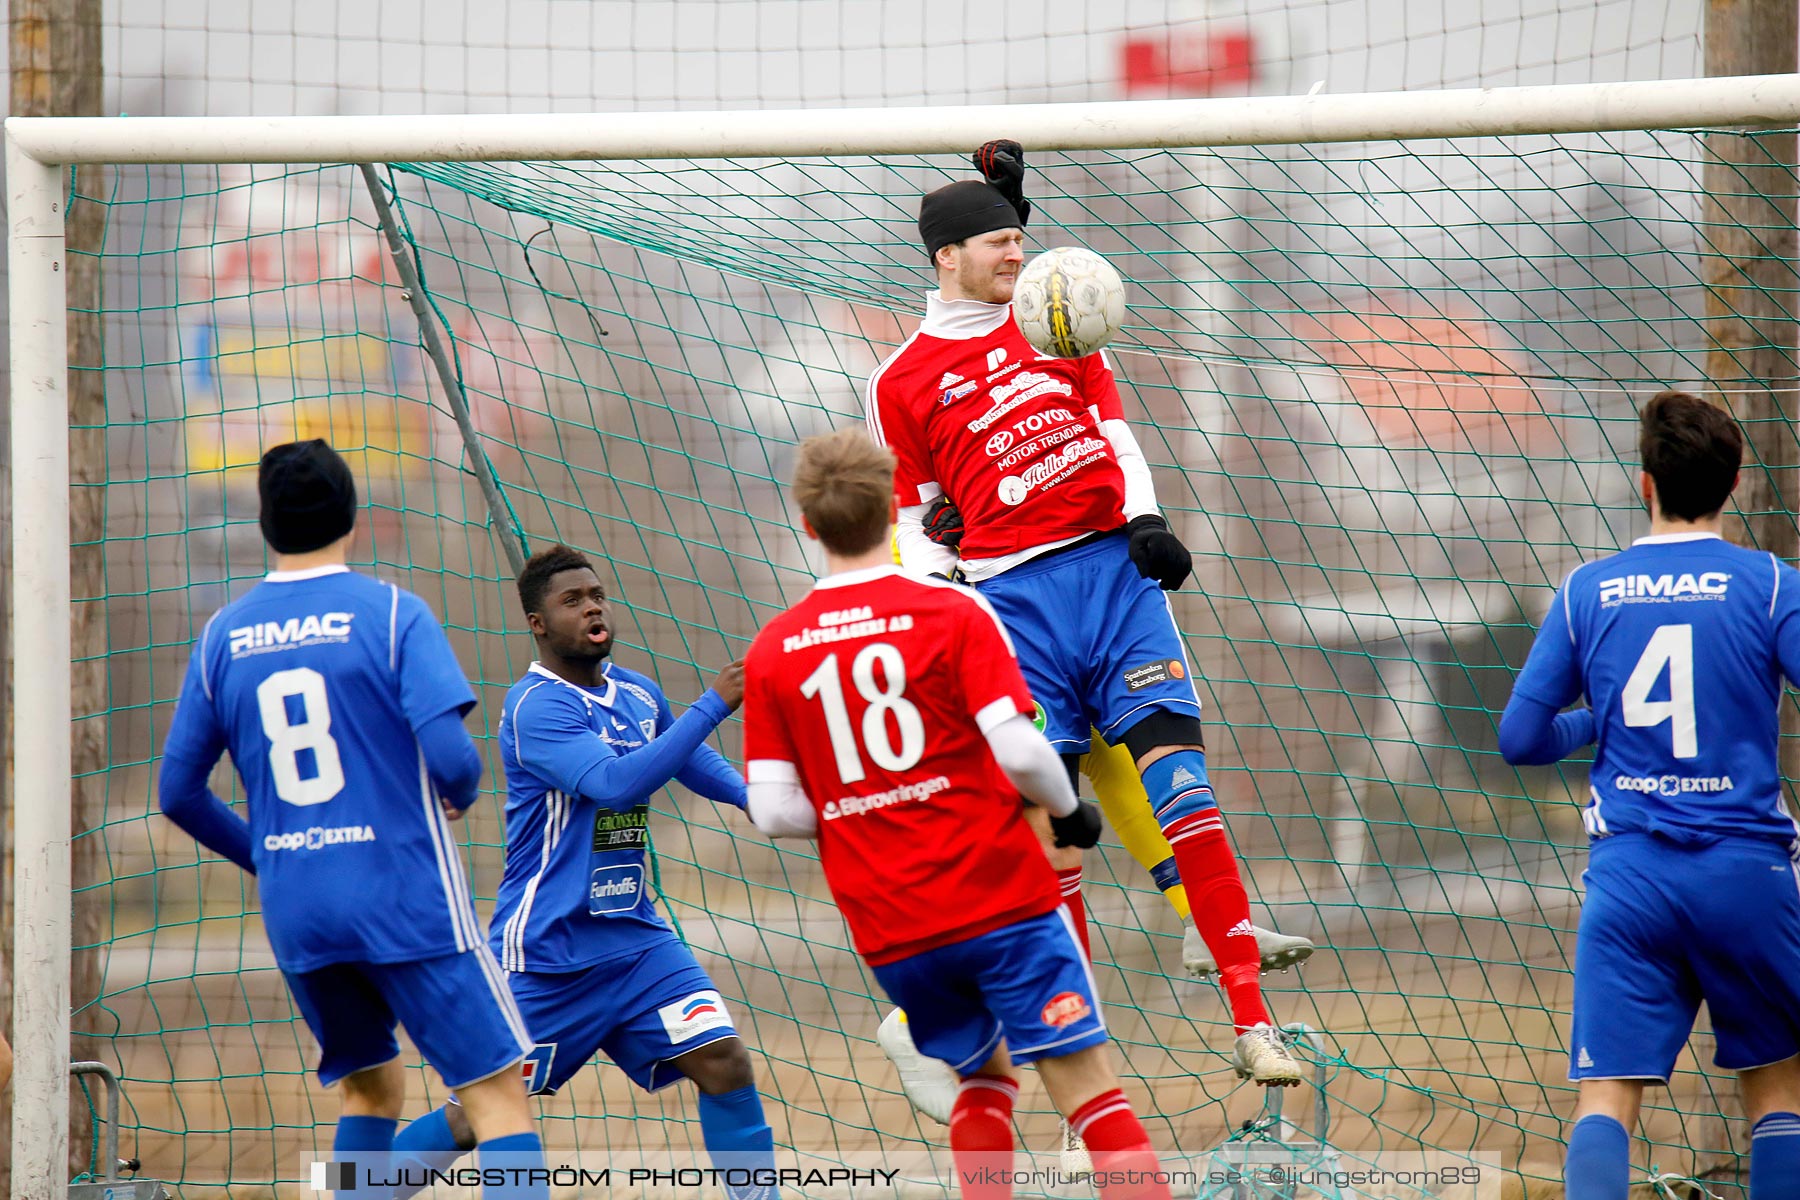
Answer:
[
  {"left": 1231, "top": 1022, "right": 1305, "bottom": 1087},
  {"left": 876, "top": 1008, "right": 958, "bottom": 1125},
  {"left": 1058, "top": 1121, "right": 1093, "bottom": 1178},
  {"left": 1182, "top": 922, "right": 1315, "bottom": 977}
]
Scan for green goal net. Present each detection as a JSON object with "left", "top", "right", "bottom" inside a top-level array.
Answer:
[{"left": 76, "top": 127, "right": 1794, "bottom": 1196}]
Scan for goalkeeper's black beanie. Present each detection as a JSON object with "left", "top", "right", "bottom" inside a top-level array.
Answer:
[
  {"left": 259, "top": 439, "right": 357, "bottom": 554},
  {"left": 918, "top": 180, "right": 1024, "bottom": 260}
]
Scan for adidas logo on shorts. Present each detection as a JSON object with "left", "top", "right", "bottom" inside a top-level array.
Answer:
[{"left": 1577, "top": 1047, "right": 1594, "bottom": 1069}]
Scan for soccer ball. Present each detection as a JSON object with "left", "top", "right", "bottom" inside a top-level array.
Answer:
[{"left": 1013, "top": 246, "right": 1127, "bottom": 359}]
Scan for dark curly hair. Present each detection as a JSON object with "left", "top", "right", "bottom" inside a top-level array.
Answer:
[{"left": 516, "top": 544, "right": 597, "bottom": 617}]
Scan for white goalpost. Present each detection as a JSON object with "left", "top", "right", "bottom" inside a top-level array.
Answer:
[{"left": 10, "top": 71, "right": 1800, "bottom": 1198}]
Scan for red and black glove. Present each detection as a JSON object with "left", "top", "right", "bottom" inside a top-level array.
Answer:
[
  {"left": 921, "top": 496, "right": 965, "bottom": 549},
  {"left": 973, "top": 140, "right": 1032, "bottom": 227}
]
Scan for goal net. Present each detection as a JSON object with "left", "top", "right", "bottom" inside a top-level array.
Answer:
[{"left": 17, "top": 83, "right": 1798, "bottom": 1195}]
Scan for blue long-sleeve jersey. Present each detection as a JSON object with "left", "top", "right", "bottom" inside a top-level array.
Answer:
[
  {"left": 490, "top": 660, "right": 746, "bottom": 972},
  {"left": 1504, "top": 533, "right": 1800, "bottom": 845},
  {"left": 158, "top": 565, "right": 483, "bottom": 972}
]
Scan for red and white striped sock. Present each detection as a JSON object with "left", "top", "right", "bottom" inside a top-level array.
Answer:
[
  {"left": 1069, "top": 1089, "right": 1169, "bottom": 1200},
  {"left": 1164, "top": 812, "right": 1269, "bottom": 1032},
  {"left": 950, "top": 1074, "right": 1018, "bottom": 1200}
]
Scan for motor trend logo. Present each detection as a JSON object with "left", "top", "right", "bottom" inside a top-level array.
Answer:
[
  {"left": 992, "top": 422, "right": 1083, "bottom": 473},
  {"left": 1597, "top": 571, "right": 1730, "bottom": 606},
  {"left": 822, "top": 776, "right": 952, "bottom": 820},
  {"left": 229, "top": 612, "right": 354, "bottom": 657},
  {"left": 1040, "top": 991, "right": 1092, "bottom": 1028},
  {"left": 659, "top": 990, "right": 733, "bottom": 1043}
]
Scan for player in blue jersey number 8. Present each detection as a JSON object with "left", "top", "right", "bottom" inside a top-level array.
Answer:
[
  {"left": 1500, "top": 392, "right": 1800, "bottom": 1200},
  {"left": 157, "top": 441, "right": 546, "bottom": 1199}
]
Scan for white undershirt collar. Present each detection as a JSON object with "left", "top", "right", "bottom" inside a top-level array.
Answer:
[
  {"left": 264, "top": 563, "right": 351, "bottom": 582},
  {"left": 1632, "top": 532, "right": 1724, "bottom": 546},
  {"left": 921, "top": 291, "right": 1011, "bottom": 339}
]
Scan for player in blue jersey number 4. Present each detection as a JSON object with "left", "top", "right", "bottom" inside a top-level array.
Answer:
[
  {"left": 390, "top": 544, "right": 779, "bottom": 1200},
  {"left": 1500, "top": 392, "right": 1800, "bottom": 1200},
  {"left": 157, "top": 441, "right": 547, "bottom": 1199}
]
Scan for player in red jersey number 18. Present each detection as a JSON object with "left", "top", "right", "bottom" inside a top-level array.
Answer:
[{"left": 743, "top": 428, "right": 1173, "bottom": 1200}]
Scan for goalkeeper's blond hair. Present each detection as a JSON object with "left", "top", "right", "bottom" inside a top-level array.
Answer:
[{"left": 791, "top": 427, "right": 895, "bottom": 557}]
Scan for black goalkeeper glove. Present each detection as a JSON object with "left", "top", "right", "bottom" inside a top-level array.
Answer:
[
  {"left": 1050, "top": 799, "right": 1104, "bottom": 850},
  {"left": 921, "top": 497, "right": 965, "bottom": 549},
  {"left": 1126, "top": 514, "right": 1193, "bottom": 591},
  {"left": 973, "top": 140, "right": 1032, "bottom": 228}
]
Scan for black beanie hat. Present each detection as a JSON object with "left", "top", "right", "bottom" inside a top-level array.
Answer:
[
  {"left": 918, "top": 180, "right": 1024, "bottom": 260},
  {"left": 259, "top": 439, "right": 357, "bottom": 554}
]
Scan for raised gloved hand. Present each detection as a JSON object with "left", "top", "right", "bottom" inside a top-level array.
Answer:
[
  {"left": 921, "top": 497, "right": 965, "bottom": 549},
  {"left": 1049, "top": 799, "right": 1104, "bottom": 849},
  {"left": 1126, "top": 514, "right": 1193, "bottom": 591},
  {"left": 973, "top": 140, "right": 1032, "bottom": 227}
]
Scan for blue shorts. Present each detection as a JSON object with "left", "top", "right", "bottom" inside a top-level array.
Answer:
[
  {"left": 870, "top": 909, "right": 1108, "bottom": 1074},
  {"left": 975, "top": 532, "right": 1201, "bottom": 754},
  {"left": 510, "top": 935, "right": 740, "bottom": 1094},
  {"left": 1571, "top": 833, "right": 1800, "bottom": 1081},
  {"left": 285, "top": 947, "right": 532, "bottom": 1089}
]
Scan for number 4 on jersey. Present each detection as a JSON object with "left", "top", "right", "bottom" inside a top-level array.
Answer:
[
  {"left": 799, "top": 642, "right": 925, "bottom": 785},
  {"left": 1621, "top": 623, "right": 1697, "bottom": 759}
]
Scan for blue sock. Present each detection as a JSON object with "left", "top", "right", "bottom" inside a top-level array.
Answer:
[
  {"left": 1564, "top": 1114, "right": 1629, "bottom": 1200},
  {"left": 698, "top": 1085, "right": 779, "bottom": 1200},
  {"left": 1140, "top": 749, "right": 1215, "bottom": 826},
  {"left": 477, "top": 1131, "right": 548, "bottom": 1200},
  {"left": 390, "top": 1106, "right": 469, "bottom": 1200},
  {"left": 1751, "top": 1111, "right": 1800, "bottom": 1200},
  {"left": 334, "top": 1115, "right": 398, "bottom": 1200}
]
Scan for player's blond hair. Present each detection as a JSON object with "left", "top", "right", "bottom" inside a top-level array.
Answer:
[{"left": 791, "top": 427, "right": 896, "bottom": 556}]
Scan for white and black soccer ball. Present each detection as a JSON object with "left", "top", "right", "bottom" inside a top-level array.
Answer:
[{"left": 1013, "top": 246, "right": 1127, "bottom": 359}]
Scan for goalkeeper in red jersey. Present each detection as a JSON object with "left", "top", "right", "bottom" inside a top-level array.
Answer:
[
  {"left": 864, "top": 141, "right": 1304, "bottom": 1086},
  {"left": 745, "top": 428, "right": 1173, "bottom": 1200}
]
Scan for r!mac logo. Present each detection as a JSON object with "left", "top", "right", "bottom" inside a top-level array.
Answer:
[{"left": 1597, "top": 572, "right": 1729, "bottom": 605}]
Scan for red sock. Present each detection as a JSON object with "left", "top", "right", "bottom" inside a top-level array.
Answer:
[
  {"left": 1164, "top": 812, "right": 1270, "bottom": 1031},
  {"left": 949, "top": 1074, "right": 1018, "bottom": 1200},
  {"left": 1057, "top": 866, "right": 1091, "bottom": 959},
  {"left": 1069, "top": 1089, "right": 1169, "bottom": 1200}
]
